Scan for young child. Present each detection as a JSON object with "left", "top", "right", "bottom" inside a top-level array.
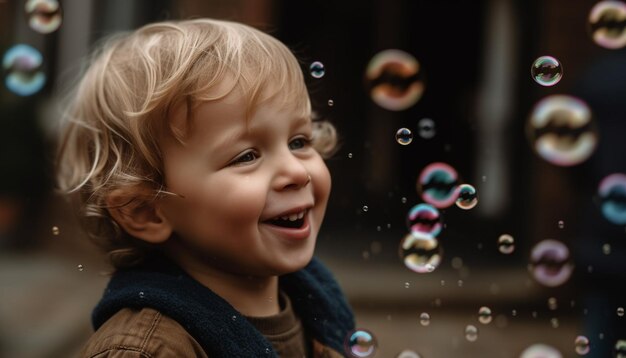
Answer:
[{"left": 56, "top": 18, "right": 354, "bottom": 357}]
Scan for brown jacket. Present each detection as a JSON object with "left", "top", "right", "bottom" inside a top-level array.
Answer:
[{"left": 80, "top": 307, "right": 345, "bottom": 357}]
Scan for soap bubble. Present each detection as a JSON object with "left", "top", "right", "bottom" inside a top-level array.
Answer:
[
  {"left": 418, "top": 118, "right": 436, "bottom": 139},
  {"left": 344, "top": 329, "right": 377, "bottom": 357},
  {"left": 417, "top": 162, "right": 460, "bottom": 209},
  {"left": 2, "top": 44, "right": 46, "bottom": 96},
  {"left": 478, "top": 306, "right": 492, "bottom": 324},
  {"left": 25, "top": 0, "right": 63, "bottom": 34},
  {"left": 498, "top": 234, "right": 515, "bottom": 254},
  {"left": 455, "top": 184, "right": 478, "bottom": 209},
  {"left": 365, "top": 49, "right": 424, "bottom": 111},
  {"left": 588, "top": 0, "right": 626, "bottom": 49},
  {"left": 406, "top": 203, "right": 442, "bottom": 237},
  {"left": 520, "top": 343, "right": 563, "bottom": 358},
  {"left": 399, "top": 232, "right": 442, "bottom": 273},
  {"left": 575, "top": 335, "right": 590, "bottom": 355},
  {"left": 396, "top": 127, "right": 413, "bottom": 145},
  {"left": 310, "top": 61, "right": 325, "bottom": 78},
  {"left": 531, "top": 56, "right": 563, "bottom": 86},
  {"left": 529, "top": 239, "right": 574, "bottom": 287},
  {"left": 527, "top": 95, "right": 598, "bottom": 167},
  {"left": 598, "top": 173, "right": 626, "bottom": 225}
]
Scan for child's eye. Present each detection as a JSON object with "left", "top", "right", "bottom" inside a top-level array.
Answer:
[
  {"left": 230, "top": 150, "right": 258, "bottom": 166},
  {"left": 289, "top": 137, "right": 311, "bottom": 150}
]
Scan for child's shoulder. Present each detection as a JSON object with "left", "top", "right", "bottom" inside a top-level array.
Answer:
[{"left": 80, "top": 307, "right": 207, "bottom": 358}]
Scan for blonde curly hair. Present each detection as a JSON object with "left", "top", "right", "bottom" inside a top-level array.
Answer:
[{"left": 56, "top": 18, "right": 337, "bottom": 269}]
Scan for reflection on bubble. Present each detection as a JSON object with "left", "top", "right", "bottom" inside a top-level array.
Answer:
[
  {"left": 396, "top": 350, "right": 421, "bottom": 358},
  {"left": 456, "top": 184, "right": 478, "bottom": 210},
  {"left": 419, "top": 312, "right": 430, "bottom": 326},
  {"left": 77, "top": 264, "right": 84, "bottom": 272},
  {"left": 344, "top": 329, "right": 377, "bottom": 358},
  {"left": 618, "top": 307, "right": 624, "bottom": 317},
  {"left": 520, "top": 343, "right": 563, "bottom": 358},
  {"left": 529, "top": 239, "right": 574, "bottom": 287},
  {"left": 25, "top": 0, "right": 62, "bottom": 34},
  {"left": 418, "top": 118, "right": 436, "bottom": 139},
  {"left": 309, "top": 61, "right": 325, "bottom": 78},
  {"left": 615, "top": 339, "right": 626, "bottom": 357},
  {"left": 575, "top": 335, "right": 590, "bottom": 355},
  {"left": 406, "top": 203, "right": 442, "bottom": 237},
  {"left": 365, "top": 49, "right": 424, "bottom": 111},
  {"left": 328, "top": 99, "right": 334, "bottom": 107},
  {"left": 478, "top": 306, "right": 492, "bottom": 324},
  {"left": 399, "top": 232, "right": 442, "bottom": 273},
  {"left": 51, "top": 226, "right": 60, "bottom": 236},
  {"left": 498, "top": 234, "right": 515, "bottom": 254},
  {"left": 531, "top": 56, "right": 563, "bottom": 86},
  {"left": 598, "top": 173, "right": 626, "bottom": 225},
  {"left": 527, "top": 95, "right": 598, "bottom": 166},
  {"left": 465, "top": 325, "right": 478, "bottom": 342},
  {"left": 417, "top": 162, "right": 460, "bottom": 209},
  {"left": 396, "top": 127, "right": 413, "bottom": 145},
  {"left": 2, "top": 44, "right": 46, "bottom": 96},
  {"left": 588, "top": 1, "right": 626, "bottom": 49}
]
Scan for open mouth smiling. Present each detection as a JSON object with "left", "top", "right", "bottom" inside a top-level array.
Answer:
[{"left": 264, "top": 209, "right": 307, "bottom": 229}]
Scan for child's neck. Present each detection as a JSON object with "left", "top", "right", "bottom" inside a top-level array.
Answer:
[{"left": 178, "top": 260, "right": 281, "bottom": 317}]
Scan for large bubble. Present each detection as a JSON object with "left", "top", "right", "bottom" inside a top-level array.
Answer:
[
  {"left": 615, "top": 339, "right": 626, "bottom": 357},
  {"left": 25, "top": 0, "right": 63, "bottom": 34},
  {"left": 417, "top": 162, "right": 461, "bottom": 209},
  {"left": 344, "top": 329, "right": 377, "bottom": 358},
  {"left": 529, "top": 239, "right": 574, "bottom": 287},
  {"left": 588, "top": 0, "right": 626, "bottom": 49},
  {"left": 520, "top": 343, "right": 563, "bottom": 358},
  {"left": 2, "top": 44, "right": 46, "bottom": 96},
  {"left": 406, "top": 203, "right": 442, "bottom": 237},
  {"left": 399, "top": 232, "right": 442, "bottom": 273},
  {"left": 531, "top": 56, "right": 563, "bottom": 87},
  {"left": 527, "top": 95, "right": 598, "bottom": 166},
  {"left": 598, "top": 173, "right": 626, "bottom": 225},
  {"left": 365, "top": 49, "right": 424, "bottom": 111}
]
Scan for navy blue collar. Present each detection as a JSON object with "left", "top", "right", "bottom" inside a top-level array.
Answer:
[{"left": 92, "top": 256, "right": 354, "bottom": 357}]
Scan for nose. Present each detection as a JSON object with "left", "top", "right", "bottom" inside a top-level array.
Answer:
[{"left": 273, "top": 152, "right": 310, "bottom": 191}]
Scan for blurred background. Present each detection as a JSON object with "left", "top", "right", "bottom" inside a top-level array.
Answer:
[{"left": 1, "top": 0, "right": 626, "bottom": 357}]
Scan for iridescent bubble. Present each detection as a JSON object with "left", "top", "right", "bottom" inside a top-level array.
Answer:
[
  {"left": 396, "top": 127, "right": 413, "bottom": 145},
  {"left": 77, "top": 264, "right": 84, "bottom": 272},
  {"left": 615, "top": 339, "right": 626, "bottom": 357},
  {"left": 478, "top": 306, "right": 492, "bottom": 324},
  {"left": 588, "top": 1, "right": 626, "bottom": 49},
  {"left": 529, "top": 239, "right": 574, "bottom": 287},
  {"left": 465, "top": 325, "right": 478, "bottom": 342},
  {"left": 417, "top": 162, "right": 460, "bottom": 209},
  {"left": 2, "top": 44, "right": 46, "bottom": 96},
  {"left": 399, "top": 232, "right": 442, "bottom": 273},
  {"left": 365, "top": 49, "right": 425, "bottom": 111},
  {"left": 531, "top": 56, "right": 563, "bottom": 86},
  {"left": 418, "top": 118, "right": 436, "bottom": 139},
  {"left": 51, "top": 226, "right": 60, "bottom": 236},
  {"left": 419, "top": 312, "right": 430, "bottom": 326},
  {"left": 520, "top": 343, "right": 563, "bottom": 358},
  {"left": 527, "top": 95, "right": 598, "bottom": 167},
  {"left": 455, "top": 184, "right": 478, "bottom": 210},
  {"left": 406, "top": 203, "right": 442, "bottom": 237},
  {"left": 498, "top": 234, "right": 515, "bottom": 254},
  {"left": 328, "top": 99, "right": 334, "bottom": 106},
  {"left": 344, "top": 329, "right": 377, "bottom": 358},
  {"left": 396, "top": 350, "right": 421, "bottom": 358},
  {"left": 575, "top": 335, "right": 590, "bottom": 355},
  {"left": 598, "top": 173, "right": 626, "bottom": 225},
  {"left": 618, "top": 307, "right": 624, "bottom": 317},
  {"left": 310, "top": 61, "right": 325, "bottom": 78},
  {"left": 25, "top": 0, "right": 62, "bottom": 34}
]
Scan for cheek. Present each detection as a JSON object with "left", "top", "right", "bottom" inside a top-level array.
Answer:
[{"left": 311, "top": 160, "right": 332, "bottom": 206}]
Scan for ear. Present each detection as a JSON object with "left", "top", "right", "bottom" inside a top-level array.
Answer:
[{"left": 106, "top": 187, "right": 173, "bottom": 244}]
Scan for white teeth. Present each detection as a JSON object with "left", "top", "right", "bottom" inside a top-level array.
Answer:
[
  {"left": 297, "top": 211, "right": 304, "bottom": 219},
  {"left": 288, "top": 214, "right": 298, "bottom": 221},
  {"left": 275, "top": 210, "right": 306, "bottom": 221}
]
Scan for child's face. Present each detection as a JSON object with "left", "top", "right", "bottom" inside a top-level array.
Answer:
[{"left": 158, "top": 88, "right": 331, "bottom": 277}]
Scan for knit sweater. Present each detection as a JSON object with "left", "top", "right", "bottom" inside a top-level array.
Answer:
[{"left": 91, "top": 255, "right": 355, "bottom": 357}]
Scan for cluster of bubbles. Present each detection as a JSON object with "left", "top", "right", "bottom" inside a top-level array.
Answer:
[
  {"left": 598, "top": 173, "right": 626, "bottom": 225},
  {"left": 529, "top": 239, "right": 574, "bottom": 287},
  {"left": 365, "top": 49, "right": 425, "bottom": 111},
  {"left": 344, "top": 329, "right": 377, "bottom": 358},
  {"left": 2, "top": 0, "right": 63, "bottom": 96}
]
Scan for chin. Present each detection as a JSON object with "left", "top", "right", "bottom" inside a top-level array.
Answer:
[{"left": 274, "top": 249, "right": 315, "bottom": 276}]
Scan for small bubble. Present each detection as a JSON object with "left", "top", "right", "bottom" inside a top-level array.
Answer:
[
  {"left": 401, "top": 197, "right": 407, "bottom": 204},
  {"left": 417, "top": 118, "right": 436, "bottom": 139},
  {"left": 376, "top": 226, "right": 382, "bottom": 232},
  {"left": 550, "top": 317, "right": 559, "bottom": 328},
  {"left": 478, "top": 306, "right": 492, "bottom": 324},
  {"left": 575, "top": 335, "right": 590, "bottom": 355},
  {"left": 328, "top": 99, "right": 334, "bottom": 106},
  {"left": 617, "top": 307, "right": 624, "bottom": 317},
  {"left": 599, "top": 332, "right": 604, "bottom": 340},
  {"left": 404, "top": 282, "right": 410, "bottom": 289},
  {"left": 531, "top": 56, "right": 563, "bottom": 86},
  {"left": 434, "top": 298, "right": 442, "bottom": 307},
  {"left": 265, "top": 347, "right": 271, "bottom": 354},
  {"left": 548, "top": 297, "right": 558, "bottom": 310},
  {"left": 558, "top": 220, "right": 565, "bottom": 229},
  {"left": 498, "top": 234, "right": 515, "bottom": 254},
  {"left": 451, "top": 257, "right": 463, "bottom": 269},
  {"left": 615, "top": 339, "right": 626, "bottom": 357},
  {"left": 25, "top": 0, "right": 63, "bottom": 34},
  {"left": 309, "top": 61, "right": 325, "bottom": 78},
  {"left": 512, "top": 309, "right": 517, "bottom": 317},
  {"left": 77, "top": 264, "right": 84, "bottom": 272},
  {"left": 399, "top": 232, "right": 442, "bottom": 273},
  {"left": 231, "top": 315, "right": 237, "bottom": 321},
  {"left": 588, "top": 265, "right": 594, "bottom": 273},
  {"left": 465, "top": 325, "right": 478, "bottom": 342},
  {"left": 440, "top": 280, "right": 445, "bottom": 286},
  {"left": 532, "top": 311, "right": 538, "bottom": 318},
  {"left": 395, "top": 127, "right": 413, "bottom": 145},
  {"left": 481, "top": 175, "right": 487, "bottom": 182},
  {"left": 455, "top": 184, "right": 478, "bottom": 209},
  {"left": 139, "top": 291, "right": 145, "bottom": 299},
  {"left": 419, "top": 312, "right": 430, "bottom": 326},
  {"left": 602, "top": 243, "right": 611, "bottom": 255},
  {"left": 386, "top": 223, "right": 392, "bottom": 229},
  {"left": 344, "top": 329, "right": 377, "bottom": 357},
  {"left": 2, "top": 44, "right": 46, "bottom": 96},
  {"left": 457, "top": 280, "right": 463, "bottom": 287},
  {"left": 51, "top": 226, "right": 60, "bottom": 236},
  {"left": 362, "top": 205, "right": 369, "bottom": 212},
  {"left": 348, "top": 152, "right": 353, "bottom": 159}
]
